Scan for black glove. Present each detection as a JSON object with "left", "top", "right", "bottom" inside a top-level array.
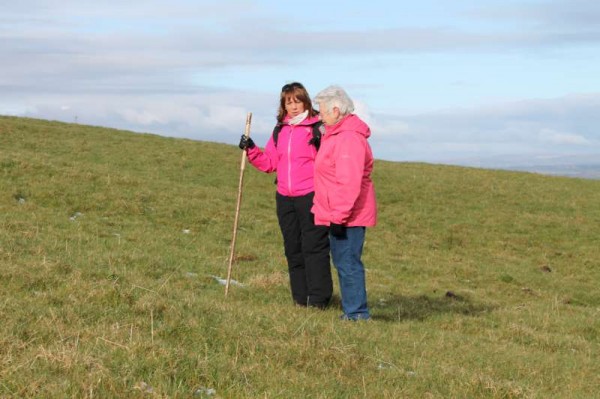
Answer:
[
  {"left": 238, "top": 135, "right": 255, "bottom": 150},
  {"left": 330, "top": 223, "right": 346, "bottom": 238}
]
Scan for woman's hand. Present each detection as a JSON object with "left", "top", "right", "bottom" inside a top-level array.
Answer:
[
  {"left": 238, "top": 135, "right": 255, "bottom": 150},
  {"left": 330, "top": 223, "right": 346, "bottom": 238}
]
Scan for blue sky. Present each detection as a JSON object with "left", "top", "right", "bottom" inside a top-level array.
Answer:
[{"left": 2, "top": 0, "right": 600, "bottom": 166}]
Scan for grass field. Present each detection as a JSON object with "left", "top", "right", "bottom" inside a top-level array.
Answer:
[{"left": 1, "top": 115, "right": 599, "bottom": 398}]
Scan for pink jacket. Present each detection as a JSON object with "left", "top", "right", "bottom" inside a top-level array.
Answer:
[
  {"left": 312, "top": 114, "right": 377, "bottom": 227},
  {"left": 246, "top": 115, "right": 320, "bottom": 197}
]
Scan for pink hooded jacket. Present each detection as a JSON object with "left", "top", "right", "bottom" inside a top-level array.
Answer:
[
  {"left": 311, "top": 114, "right": 377, "bottom": 227},
  {"left": 246, "top": 115, "right": 321, "bottom": 197}
]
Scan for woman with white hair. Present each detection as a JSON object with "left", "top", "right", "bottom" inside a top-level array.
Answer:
[{"left": 311, "top": 85, "right": 377, "bottom": 321}]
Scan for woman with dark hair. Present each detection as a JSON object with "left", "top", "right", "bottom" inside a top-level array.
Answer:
[{"left": 238, "top": 82, "right": 333, "bottom": 309}]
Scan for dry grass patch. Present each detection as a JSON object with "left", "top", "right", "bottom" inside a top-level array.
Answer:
[{"left": 247, "top": 270, "right": 288, "bottom": 289}]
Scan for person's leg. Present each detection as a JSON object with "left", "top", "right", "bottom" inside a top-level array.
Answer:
[
  {"left": 276, "top": 193, "right": 307, "bottom": 306},
  {"left": 329, "top": 227, "right": 369, "bottom": 320},
  {"left": 294, "top": 193, "right": 332, "bottom": 308}
]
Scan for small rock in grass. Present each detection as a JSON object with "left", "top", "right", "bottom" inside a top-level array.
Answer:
[
  {"left": 210, "top": 275, "right": 244, "bottom": 287},
  {"left": 134, "top": 381, "right": 153, "bottom": 394},
  {"left": 194, "top": 387, "right": 216, "bottom": 397}
]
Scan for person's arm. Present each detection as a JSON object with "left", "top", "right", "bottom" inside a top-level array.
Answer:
[{"left": 246, "top": 136, "right": 279, "bottom": 173}]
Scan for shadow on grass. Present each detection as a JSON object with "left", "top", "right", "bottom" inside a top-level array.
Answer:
[{"left": 370, "top": 292, "right": 495, "bottom": 323}]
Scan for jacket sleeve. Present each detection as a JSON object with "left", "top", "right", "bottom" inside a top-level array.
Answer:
[
  {"left": 329, "top": 133, "right": 367, "bottom": 224},
  {"left": 246, "top": 135, "right": 279, "bottom": 173}
]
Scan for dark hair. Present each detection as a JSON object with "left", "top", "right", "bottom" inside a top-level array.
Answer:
[{"left": 276, "top": 82, "right": 318, "bottom": 123}]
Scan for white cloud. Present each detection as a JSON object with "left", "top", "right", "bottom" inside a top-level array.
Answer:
[
  {"left": 366, "top": 93, "right": 600, "bottom": 162},
  {"left": 538, "top": 129, "right": 590, "bottom": 145},
  {"left": 118, "top": 108, "right": 167, "bottom": 126}
]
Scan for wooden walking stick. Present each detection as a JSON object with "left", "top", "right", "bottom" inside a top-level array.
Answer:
[{"left": 225, "top": 112, "right": 252, "bottom": 296}]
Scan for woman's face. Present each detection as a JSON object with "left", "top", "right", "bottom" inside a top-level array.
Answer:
[
  {"left": 284, "top": 95, "right": 305, "bottom": 118},
  {"left": 318, "top": 102, "right": 340, "bottom": 126}
]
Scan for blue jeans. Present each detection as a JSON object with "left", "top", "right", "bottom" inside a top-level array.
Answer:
[{"left": 330, "top": 227, "right": 370, "bottom": 320}]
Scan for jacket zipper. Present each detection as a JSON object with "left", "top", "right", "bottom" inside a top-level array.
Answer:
[{"left": 287, "top": 125, "right": 293, "bottom": 195}]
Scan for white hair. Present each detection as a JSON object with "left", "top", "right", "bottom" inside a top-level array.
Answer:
[{"left": 313, "top": 85, "right": 355, "bottom": 116}]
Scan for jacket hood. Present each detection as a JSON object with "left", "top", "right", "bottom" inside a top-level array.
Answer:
[{"left": 326, "top": 114, "right": 371, "bottom": 138}]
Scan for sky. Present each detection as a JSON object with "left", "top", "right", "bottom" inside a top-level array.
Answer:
[{"left": 2, "top": 0, "right": 600, "bottom": 166}]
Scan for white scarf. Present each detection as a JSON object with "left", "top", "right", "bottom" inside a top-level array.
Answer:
[{"left": 289, "top": 110, "right": 308, "bottom": 125}]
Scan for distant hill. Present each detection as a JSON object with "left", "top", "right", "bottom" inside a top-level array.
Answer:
[
  {"left": 505, "top": 164, "right": 600, "bottom": 179},
  {"left": 444, "top": 153, "right": 600, "bottom": 179}
]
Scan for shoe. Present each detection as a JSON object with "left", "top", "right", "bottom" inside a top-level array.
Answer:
[{"left": 339, "top": 313, "right": 370, "bottom": 321}]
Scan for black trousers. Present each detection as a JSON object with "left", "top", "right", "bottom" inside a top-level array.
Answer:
[{"left": 276, "top": 192, "right": 332, "bottom": 307}]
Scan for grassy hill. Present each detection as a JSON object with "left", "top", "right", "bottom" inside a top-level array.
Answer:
[{"left": 1, "top": 115, "right": 599, "bottom": 398}]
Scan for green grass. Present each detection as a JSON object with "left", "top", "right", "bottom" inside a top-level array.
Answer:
[{"left": 1, "top": 115, "right": 599, "bottom": 398}]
